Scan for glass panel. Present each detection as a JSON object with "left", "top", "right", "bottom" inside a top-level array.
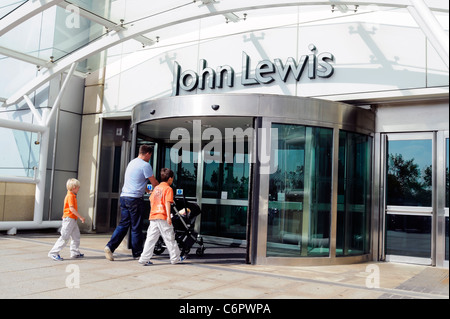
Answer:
[
  {"left": 267, "top": 124, "right": 333, "bottom": 257},
  {"left": 0, "top": 56, "right": 38, "bottom": 98},
  {"left": 52, "top": 6, "right": 106, "bottom": 61},
  {"left": 0, "top": 5, "right": 107, "bottom": 63},
  {"left": 163, "top": 144, "right": 198, "bottom": 198},
  {"left": 387, "top": 139, "right": 432, "bottom": 207},
  {"left": 0, "top": 1, "right": 28, "bottom": 20},
  {"left": 69, "top": 0, "right": 191, "bottom": 26},
  {"left": 386, "top": 214, "right": 432, "bottom": 258},
  {"left": 0, "top": 127, "right": 40, "bottom": 178},
  {"left": 200, "top": 204, "right": 247, "bottom": 240},
  {"left": 202, "top": 142, "right": 249, "bottom": 200},
  {"left": 336, "top": 131, "right": 372, "bottom": 256}
]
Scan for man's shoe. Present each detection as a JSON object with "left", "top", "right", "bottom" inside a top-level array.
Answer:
[
  {"left": 71, "top": 253, "right": 84, "bottom": 258},
  {"left": 139, "top": 260, "right": 153, "bottom": 266},
  {"left": 104, "top": 246, "right": 114, "bottom": 261}
]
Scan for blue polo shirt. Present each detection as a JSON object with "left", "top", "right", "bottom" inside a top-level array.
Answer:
[{"left": 120, "top": 157, "right": 154, "bottom": 198}]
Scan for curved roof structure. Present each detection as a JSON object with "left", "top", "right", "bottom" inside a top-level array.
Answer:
[{"left": 1, "top": 0, "right": 448, "bottom": 108}]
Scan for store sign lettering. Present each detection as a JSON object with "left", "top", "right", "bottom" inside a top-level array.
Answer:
[{"left": 172, "top": 44, "right": 334, "bottom": 96}]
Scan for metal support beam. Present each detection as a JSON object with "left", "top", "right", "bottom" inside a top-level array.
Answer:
[
  {"left": 407, "top": 0, "right": 449, "bottom": 69},
  {"left": 44, "top": 62, "right": 77, "bottom": 127},
  {"left": 23, "top": 95, "right": 43, "bottom": 125},
  {"left": 0, "top": 46, "right": 51, "bottom": 68},
  {"left": 0, "top": 117, "right": 46, "bottom": 133}
]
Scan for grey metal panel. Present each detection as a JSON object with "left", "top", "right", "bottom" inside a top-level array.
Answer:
[
  {"left": 47, "top": 170, "right": 78, "bottom": 220},
  {"left": 133, "top": 94, "right": 375, "bottom": 134},
  {"left": 375, "top": 99, "right": 449, "bottom": 133},
  {"left": 60, "top": 75, "right": 85, "bottom": 114},
  {"left": 55, "top": 111, "right": 81, "bottom": 172}
]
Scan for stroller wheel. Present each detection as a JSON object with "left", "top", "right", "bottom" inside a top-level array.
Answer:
[
  {"left": 153, "top": 237, "right": 165, "bottom": 255},
  {"left": 196, "top": 247, "right": 205, "bottom": 256}
]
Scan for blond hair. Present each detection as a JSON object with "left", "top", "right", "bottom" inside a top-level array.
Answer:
[{"left": 66, "top": 178, "right": 80, "bottom": 191}]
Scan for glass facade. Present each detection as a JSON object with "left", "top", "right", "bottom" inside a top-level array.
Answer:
[
  {"left": 336, "top": 131, "right": 372, "bottom": 256},
  {"left": 265, "top": 124, "right": 372, "bottom": 259},
  {"left": 385, "top": 137, "right": 433, "bottom": 259},
  {"left": 201, "top": 204, "right": 247, "bottom": 240},
  {"left": 163, "top": 144, "right": 198, "bottom": 198},
  {"left": 386, "top": 215, "right": 432, "bottom": 258},
  {"left": 202, "top": 142, "right": 250, "bottom": 200},
  {"left": 201, "top": 141, "right": 250, "bottom": 240},
  {"left": 387, "top": 139, "right": 432, "bottom": 207},
  {"left": 266, "top": 124, "right": 333, "bottom": 257},
  {"left": 0, "top": 127, "right": 40, "bottom": 178}
]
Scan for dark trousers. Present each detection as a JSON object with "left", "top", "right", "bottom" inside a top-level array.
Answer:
[{"left": 106, "top": 197, "right": 145, "bottom": 258}]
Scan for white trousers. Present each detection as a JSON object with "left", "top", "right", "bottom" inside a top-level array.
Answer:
[
  {"left": 139, "top": 219, "right": 180, "bottom": 264},
  {"left": 48, "top": 217, "right": 81, "bottom": 257}
]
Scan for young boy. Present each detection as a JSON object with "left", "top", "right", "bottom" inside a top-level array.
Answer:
[
  {"left": 48, "top": 178, "right": 85, "bottom": 261},
  {"left": 139, "top": 168, "right": 185, "bottom": 266}
]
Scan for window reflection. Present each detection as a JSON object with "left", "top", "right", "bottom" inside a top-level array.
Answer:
[
  {"left": 0, "top": 127, "right": 40, "bottom": 178},
  {"left": 202, "top": 142, "right": 249, "bottom": 200},
  {"left": 386, "top": 214, "right": 431, "bottom": 258},
  {"left": 200, "top": 204, "right": 247, "bottom": 240},
  {"left": 163, "top": 145, "right": 198, "bottom": 198},
  {"left": 387, "top": 139, "right": 432, "bottom": 207},
  {"left": 267, "top": 124, "right": 332, "bottom": 257},
  {"left": 336, "top": 131, "right": 372, "bottom": 256}
]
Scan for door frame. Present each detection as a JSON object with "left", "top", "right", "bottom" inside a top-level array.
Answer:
[
  {"left": 380, "top": 132, "right": 435, "bottom": 265},
  {"left": 436, "top": 130, "right": 449, "bottom": 268},
  {"left": 134, "top": 116, "right": 254, "bottom": 261}
]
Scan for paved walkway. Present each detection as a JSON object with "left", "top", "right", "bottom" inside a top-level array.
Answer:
[{"left": 0, "top": 232, "right": 448, "bottom": 304}]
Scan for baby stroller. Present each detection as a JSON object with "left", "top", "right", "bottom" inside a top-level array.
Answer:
[{"left": 153, "top": 196, "right": 205, "bottom": 257}]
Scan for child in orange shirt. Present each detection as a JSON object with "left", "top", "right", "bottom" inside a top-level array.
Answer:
[
  {"left": 139, "top": 168, "right": 185, "bottom": 265},
  {"left": 48, "top": 178, "right": 85, "bottom": 261}
]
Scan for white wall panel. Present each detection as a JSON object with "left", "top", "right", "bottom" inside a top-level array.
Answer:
[{"left": 102, "top": 7, "right": 447, "bottom": 113}]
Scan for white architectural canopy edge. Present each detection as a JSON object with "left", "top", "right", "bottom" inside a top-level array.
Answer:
[
  {"left": 408, "top": 0, "right": 449, "bottom": 69},
  {"left": 2, "top": 0, "right": 449, "bottom": 107},
  {"left": 0, "top": 0, "right": 65, "bottom": 37},
  {"left": 0, "top": 45, "right": 52, "bottom": 68}
]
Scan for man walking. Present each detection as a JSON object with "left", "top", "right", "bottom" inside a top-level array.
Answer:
[{"left": 104, "top": 145, "right": 159, "bottom": 260}]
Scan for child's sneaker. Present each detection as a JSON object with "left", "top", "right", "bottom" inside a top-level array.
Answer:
[
  {"left": 172, "top": 255, "right": 186, "bottom": 264},
  {"left": 104, "top": 246, "right": 114, "bottom": 261},
  {"left": 49, "top": 254, "right": 63, "bottom": 261}
]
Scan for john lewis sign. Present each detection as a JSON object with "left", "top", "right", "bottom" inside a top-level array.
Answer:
[{"left": 172, "top": 44, "right": 334, "bottom": 96}]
